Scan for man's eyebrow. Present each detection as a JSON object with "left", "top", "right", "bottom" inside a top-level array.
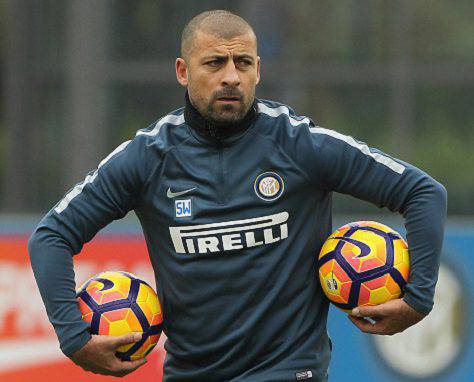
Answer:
[
  {"left": 201, "top": 54, "right": 254, "bottom": 61},
  {"left": 202, "top": 55, "right": 228, "bottom": 61},
  {"left": 234, "top": 54, "right": 254, "bottom": 61}
]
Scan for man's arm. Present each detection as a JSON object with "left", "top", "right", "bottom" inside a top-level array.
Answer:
[
  {"left": 28, "top": 133, "right": 155, "bottom": 373},
  {"left": 305, "top": 126, "right": 447, "bottom": 333}
]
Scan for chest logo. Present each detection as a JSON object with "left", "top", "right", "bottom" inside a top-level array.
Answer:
[
  {"left": 167, "top": 187, "right": 196, "bottom": 198},
  {"left": 169, "top": 211, "right": 289, "bottom": 254},
  {"left": 254, "top": 172, "right": 284, "bottom": 201}
]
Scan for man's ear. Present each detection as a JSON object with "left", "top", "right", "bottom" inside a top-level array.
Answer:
[
  {"left": 256, "top": 56, "right": 261, "bottom": 85},
  {"left": 176, "top": 58, "right": 188, "bottom": 87}
]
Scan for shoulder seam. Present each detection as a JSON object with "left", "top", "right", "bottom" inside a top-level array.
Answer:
[
  {"left": 54, "top": 140, "right": 132, "bottom": 214},
  {"left": 309, "top": 127, "right": 406, "bottom": 174},
  {"left": 256, "top": 101, "right": 312, "bottom": 127},
  {"left": 136, "top": 110, "right": 185, "bottom": 137},
  {"left": 55, "top": 110, "right": 187, "bottom": 215}
]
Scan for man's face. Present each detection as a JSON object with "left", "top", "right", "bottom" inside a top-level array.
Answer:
[{"left": 176, "top": 31, "right": 260, "bottom": 125}]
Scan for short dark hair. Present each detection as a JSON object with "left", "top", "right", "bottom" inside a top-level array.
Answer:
[{"left": 181, "top": 10, "right": 256, "bottom": 59}]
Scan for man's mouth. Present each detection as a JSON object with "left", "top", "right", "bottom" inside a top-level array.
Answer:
[{"left": 217, "top": 96, "right": 240, "bottom": 102}]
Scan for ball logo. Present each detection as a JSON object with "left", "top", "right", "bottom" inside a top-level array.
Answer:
[
  {"left": 254, "top": 172, "right": 284, "bottom": 201},
  {"left": 326, "top": 273, "right": 339, "bottom": 292}
]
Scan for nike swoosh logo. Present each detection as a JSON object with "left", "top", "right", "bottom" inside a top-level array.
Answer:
[{"left": 167, "top": 187, "right": 196, "bottom": 198}]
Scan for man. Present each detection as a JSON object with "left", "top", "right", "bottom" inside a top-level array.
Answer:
[{"left": 29, "top": 10, "right": 447, "bottom": 382}]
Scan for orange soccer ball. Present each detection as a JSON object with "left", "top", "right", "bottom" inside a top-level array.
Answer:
[
  {"left": 318, "top": 221, "right": 410, "bottom": 312},
  {"left": 76, "top": 271, "right": 163, "bottom": 360}
]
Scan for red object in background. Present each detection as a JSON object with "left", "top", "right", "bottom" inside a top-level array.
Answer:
[{"left": 0, "top": 235, "right": 165, "bottom": 381}]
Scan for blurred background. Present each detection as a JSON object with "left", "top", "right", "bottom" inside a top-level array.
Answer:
[{"left": 0, "top": 1, "right": 473, "bottom": 381}]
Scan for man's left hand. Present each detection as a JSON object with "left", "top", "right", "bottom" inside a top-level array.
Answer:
[{"left": 348, "top": 298, "right": 425, "bottom": 335}]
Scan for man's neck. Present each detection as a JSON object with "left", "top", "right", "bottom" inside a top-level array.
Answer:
[{"left": 184, "top": 92, "right": 258, "bottom": 142}]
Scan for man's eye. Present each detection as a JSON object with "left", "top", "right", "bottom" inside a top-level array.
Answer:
[
  {"left": 237, "top": 59, "right": 252, "bottom": 67},
  {"left": 206, "top": 60, "right": 220, "bottom": 67}
]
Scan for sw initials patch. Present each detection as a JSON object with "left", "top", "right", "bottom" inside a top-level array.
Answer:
[{"left": 175, "top": 199, "right": 192, "bottom": 218}]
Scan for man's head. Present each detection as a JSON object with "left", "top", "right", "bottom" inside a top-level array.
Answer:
[{"left": 176, "top": 10, "right": 260, "bottom": 126}]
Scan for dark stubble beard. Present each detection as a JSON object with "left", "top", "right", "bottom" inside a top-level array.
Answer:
[{"left": 200, "top": 86, "right": 255, "bottom": 127}]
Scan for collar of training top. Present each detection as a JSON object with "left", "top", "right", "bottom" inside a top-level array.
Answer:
[{"left": 184, "top": 91, "right": 258, "bottom": 145}]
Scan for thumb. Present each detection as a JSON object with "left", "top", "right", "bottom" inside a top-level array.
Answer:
[
  {"left": 111, "top": 332, "right": 143, "bottom": 349},
  {"left": 351, "top": 304, "right": 385, "bottom": 318}
]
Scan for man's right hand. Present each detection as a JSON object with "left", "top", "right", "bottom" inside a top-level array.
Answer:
[{"left": 70, "top": 333, "right": 147, "bottom": 377}]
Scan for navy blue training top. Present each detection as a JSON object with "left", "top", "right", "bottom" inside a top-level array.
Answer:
[{"left": 28, "top": 97, "right": 447, "bottom": 382}]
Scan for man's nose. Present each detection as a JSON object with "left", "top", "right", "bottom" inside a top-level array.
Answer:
[{"left": 221, "top": 61, "right": 241, "bottom": 87}]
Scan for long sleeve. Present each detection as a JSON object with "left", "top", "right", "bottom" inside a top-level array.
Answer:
[
  {"left": 306, "top": 126, "right": 447, "bottom": 315},
  {"left": 28, "top": 133, "right": 155, "bottom": 356}
]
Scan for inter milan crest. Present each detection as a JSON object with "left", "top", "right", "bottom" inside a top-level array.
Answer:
[{"left": 254, "top": 172, "right": 284, "bottom": 201}]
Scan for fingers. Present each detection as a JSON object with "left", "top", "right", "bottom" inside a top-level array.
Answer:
[
  {"left": 110, "top": 332, "right": 143, "bottom": 349},
  {"left": 70, "top": 333, "right": 149, "bottom": 377},
  {"left": 350, "top": 300, "right": 425, "bottom": 335},
  {"left": 348, "top": 315, "right": 375, "bottom": 333},
  {"left": 351, "top": 304, "right": 385, "bottom": 318},
  {"left": 348, "top": 314, "right": 401, "bottom": 335},
  {"left": 93, "top": 356, "right": 147, "bottom": 377},
  {"left": 123, "top": 357, "right": 148, "bottom": 373},
  {"left": 110, "top": 357, "right": 147, "bottom": 377},
  {"left": 348, "top": 315, "right": 387, "bottom": 335}
]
